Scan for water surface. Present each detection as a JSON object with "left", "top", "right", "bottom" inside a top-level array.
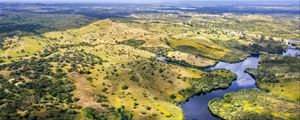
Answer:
[
  {"left": 181, "top": 55, "right": 260, "bottom": 120},
  {"left": 153, "top": 45, "right": 300, "bottom": 120},
  {"left": 283, "top": 45, "right": 300, "bottom": 57},
  {"left": 182, "top": 45, "right": 300, "bottom": 120}
]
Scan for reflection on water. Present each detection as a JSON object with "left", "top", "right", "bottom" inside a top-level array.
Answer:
[
  {"left": 182, "top": 56, "right": 260, "bottom": 120},
  {"left": 283, "top": 45, "right": 300, "bottom": 57},
  {"left": 206, "top": 56, "right": 260, "bottom": 87},
  {"left": 181, "top": 45, "right": 300, "bottom": 120},
  {"left": 156, "top": 55, "right": 166, "bottom": 62}
]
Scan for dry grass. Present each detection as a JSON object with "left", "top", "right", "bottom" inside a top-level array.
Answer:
[
  {"left": 0, "top": 19, "right": 235, "bottom": 119},
  {"left": 68, "top": 73, "right": 105, "bottom": 111},
  {"left": 167, "top": 51, "right": 216, "bottom": 67},
  {"left": 0, "top": 70, "right": 11, "bottom": 78}
]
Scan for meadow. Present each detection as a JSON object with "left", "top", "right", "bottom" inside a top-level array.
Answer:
[{"left": 0, "top": 2, "right": 299, "bottom": 120}]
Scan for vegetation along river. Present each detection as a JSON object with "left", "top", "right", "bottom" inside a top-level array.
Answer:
[{"left": 181, "top": 45, "right": 300, "bottom": 120}]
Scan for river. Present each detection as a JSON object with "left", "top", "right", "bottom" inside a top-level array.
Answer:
[
  {"left": 155, "top": 45, "right": 299, "bottom": 120},
  {"left": 181, "top": 45, "right": 300, "bottom": 120},
  {"left": 181, "top": 55, "right": 259, "bottom": 120},
  {"left": 283, "top": 45, "right": 300, "bottom": 57}
]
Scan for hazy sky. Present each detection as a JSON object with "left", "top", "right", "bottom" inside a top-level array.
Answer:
[
  {"left": 2, "top": 0, "right": 171, "bottom": 3},
  {"left": 1, "top": 0, "right": 299, "bottom": 4}
]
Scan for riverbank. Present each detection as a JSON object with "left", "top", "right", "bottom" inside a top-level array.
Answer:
[
  {"left": 181, "top": 55, "right": 260, "bottom": 119},
  {"left": 209, "top": 89, "right": 300, "bottom": 120},
  {"left": 246, "top": 54, "right": 300, "bottom": 101},
  {"left": 208, "top": 48, "right": 300, "bottom": 119}
]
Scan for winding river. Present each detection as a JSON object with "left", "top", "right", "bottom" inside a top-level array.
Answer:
[
  {"left": 181, "top": 55, "right": 260, "bottom": 120},
  {"left": 181, "top": 45, "right": 300, "bottom": 120},
  {"left": 155, "top": 45, "right": 300, "bottom": 119},
  {"left": 283, "top": 45, "right": 300, "bottom": 57}
]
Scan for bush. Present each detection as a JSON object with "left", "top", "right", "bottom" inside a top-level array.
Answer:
[
  {"left": 118, "top": 39, "right": 145, "bottom": 48},
  {"left": 121, "top": 85, "right": 129, "bottom": 90}
]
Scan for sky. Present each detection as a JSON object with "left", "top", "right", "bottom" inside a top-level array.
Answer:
[{"left": 1, "top": 0, "right": 299, "bottom": 4}]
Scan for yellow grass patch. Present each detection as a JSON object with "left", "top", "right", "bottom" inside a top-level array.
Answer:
[
  {"left": 260, "top": 81, "right": 300, "bottom": 101},
  {"left": 0, "top": 70, "right": 11, "bottom": 78},
  {"left": 68, "top": 73, "right": 105, "bottom": 111},
  {"left": 167, "top": 51, "right": 216, "bottom": 67},
  {"left": 170, "top": 39, "right": 228, "bottom": 59}
]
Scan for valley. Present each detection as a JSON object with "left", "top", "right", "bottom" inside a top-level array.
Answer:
[{"left": 0, "top": 1, "right": 299, "bottom": 120}]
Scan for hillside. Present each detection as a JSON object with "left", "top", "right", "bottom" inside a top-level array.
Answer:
[
  {"left": 0, "top": 3, "right": 299, "bottom": 119},
  {"left": 0, "top": 20, "right": 236, "bottom": 119}
]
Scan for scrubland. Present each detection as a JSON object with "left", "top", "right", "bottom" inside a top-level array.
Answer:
[{"left": 0, "top": 4, "right": 299, "bottom": 119}]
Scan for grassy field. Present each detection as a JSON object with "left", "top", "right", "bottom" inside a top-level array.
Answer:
[
  {"left": 0, "top": 20, "right": 237, "bottom": 120},
  {"left": 209, "top": 89, "right": 300, "bottom": 120},
  {"left": 0, "top": 5, "right": 299, "bottom": 119},
  {"left": 209, "top": 54, "right": 300, "bottom": 120},
  {"left": 246, "top": 54, "right": 300, "bottom": 101},
  {"left": 121, "top": 13, "right": 293, "bottom": 62},
  {"left": 166, "top": 51, "right": 216, "bottom": 67}
]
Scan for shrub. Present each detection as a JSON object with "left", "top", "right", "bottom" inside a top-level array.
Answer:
[{"left": 121, "top": 85, "right": 129, "bottom": 90}]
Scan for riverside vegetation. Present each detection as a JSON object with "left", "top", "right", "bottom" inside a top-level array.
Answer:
[
  {"left": 0, "top": 2, "right": 299, "bottom": 120},
  {"left": 208, "top": 54, "right": 300, "bottom": 119}
]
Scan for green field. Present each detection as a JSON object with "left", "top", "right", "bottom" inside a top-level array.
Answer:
[
  {"left": 0, "top": 2, "right": 299, "bottom": 120},
  {"left": 209, "top": 89, "right": 300, "bottom": 120}
]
